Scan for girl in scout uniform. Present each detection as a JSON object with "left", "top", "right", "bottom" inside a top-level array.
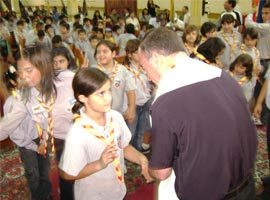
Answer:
[
  {"left": 124, "top": 39, "right": 152, "bottom": 151},
  {"left": 217, "top": 14, "right": 242, "bottom": 70},
  {"left": 94, "top": 40, "right": 137, "bottom": 125},
  {"left": 59, "top": 68, "right": 152, "bottom": 200},
  {"left": 229, "top": 53, "right": 256, "bottom": 104},
  {"left": 0, "top": 46, "right": 55, "bottom": 200}
]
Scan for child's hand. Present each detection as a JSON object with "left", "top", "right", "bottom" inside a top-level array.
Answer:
[
  {"left": 253, "top": 104, "right": 262, "bottom": 119},
  {"left": 140, "top": 159, "right": 154, "bottom": 183},
  {"left": 124, "top": 107, "right": 136, "bottom": 124},
  {"left": 99, "top": 145, "right": 118, "bottom": 169},
  {"left": 37, "top": 142, "right": 46, "bottom": 156}
]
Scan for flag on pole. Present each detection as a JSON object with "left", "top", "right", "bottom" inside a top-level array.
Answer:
[
  {"left": 2, "top": 0, "right": 12, "bottom": 12},
  {"left": 19, "top": 0, "right": 29, "bottom": 20},
  {"left": 170, "top": 0, "right": 175, "bottom": 22},
  {"left": 60, "top": 0, "right": 67, "bottom": 15},
  {"left": 83, "top": 0, "right": 88, "bottom": 16},
  {"left": 0, "top": 1, "right": 3, "bottom": 13}
]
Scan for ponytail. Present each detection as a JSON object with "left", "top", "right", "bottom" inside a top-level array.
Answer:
[{"left": 72, "top": 101, "right": 83, "bottom": 114}]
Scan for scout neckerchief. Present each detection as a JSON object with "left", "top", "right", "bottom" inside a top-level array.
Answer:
[
  {"left": 240, "top": 44, "right": 260, "bottom": 74},
  {"left": 229, "top": 72, "right": 248, "bottom": 86},
  {"left": 74, "top": 113, "right": 124, "bottom": 183},
  {"left": 36, "top": 96, "right": 55, "bottom": 155},
  {"left": 184, "top": 42, "right": 197, "bottom": 55},
  {"left": 97, "top": 61, "right": 120, "bottom": 82},
  {"left": 221, "top": 30, "right": 237, "bottom": 61},
  {"left": 126, "top": 62, "right": 146, "bottom": 91}
]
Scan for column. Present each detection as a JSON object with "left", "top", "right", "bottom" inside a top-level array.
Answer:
[
  {"left": 190, "top": 0, "right": 205, "bottom": 26},
  {"left": 67, "top": 0, "right": 78, "bottom": 18},
  {"left": 11, "top": 0, "right": 20, "bottom": 14}
]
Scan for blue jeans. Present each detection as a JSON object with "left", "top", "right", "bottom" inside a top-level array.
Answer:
[
  {"left": 127, "top": 99, "right": 151, "bottom": 150},
  {"left": 19, "top": 146, "right": 51, "bottom": 200}
]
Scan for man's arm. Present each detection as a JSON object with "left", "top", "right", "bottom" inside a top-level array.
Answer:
[
  {"left": 149, "top": 167, "right": 172, "bottom": 181},
  {"left": 245, "top": 13, "right": 270, "bottom": 34}
]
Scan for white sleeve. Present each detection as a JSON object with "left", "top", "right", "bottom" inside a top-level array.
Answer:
[
  {"left": 0, "top": 97, "right": 28, "bottom": 141},
  {"left": 245, "top": 14, "right": 270, "bottom": 34},
  {"left": 59, "top": 128, "right": 88, "bottom": 176},
  {"left": 123, "top": 67, "right": 136, "bottom": 92}
]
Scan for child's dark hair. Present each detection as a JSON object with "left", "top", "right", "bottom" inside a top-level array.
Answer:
[
  {"left": 51, "top": 46, "right": 77, "bottom": 70},
  {"left": 191, "top": 37, "right": 225, "bottom": 64},
  {"left": 94, "top": 40, "right": 116, "bottom": 58},
  {"left": 72, "top": 68, "right": 109, "bottom": 114},
  {"left": 229, "top": 53, "right": 253, "bottom": 80},
  {"left": 45, "top": 24, "right": 52, "bottom": 32},
  {"left": 125, "top": 39, "right": 140, "bottom": 65},
  {"left": 83, "top": 17, "right": 91, "bottom": 24},
  {"left": 200, "top": 22, "right": 216, "bottom": 37},
  {"left": 112, "top": 24, "right": 120, "bottom": 32},
  {"left": 125, "top": 23, "right": 135, "bottom": 34},
  {"left": 182, "top": 25, "right": 201, "bottom": 45},
  {"left": 52, "top": 35, "right": 62, "bottom": 44},
  {"left": 243, "top": 27, "right": 258, "bottom": 40},
  {"left": 221, "top": 14, "right": 235, "bottom": 24},
  {"left": 78, "top": 29, "right": 86, "bottom": 35},
  {"left": 89, "top": 34, "right": 98, "bottom": 42},
  {"left": 37, "top": 30, "right": 45, "bottom": 39},
  {"left": 59, "top": 21, "right": 70, "bottom": 31},
  {"left": 19, "top": 45, "right": 56, "bottom": 103}
]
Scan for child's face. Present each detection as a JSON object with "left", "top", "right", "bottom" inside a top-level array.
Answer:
[
  {"left": 53, "top": 55, "right": 69, "bottom": 70},
  {"left": 206, "top": 29, "right": 217, "bottom": 38},
  {"left": 222, "top": 22, "right": 234, "bottom": 32},
  {"left": 60, "top": 26, "right": 68, "bottom": 34},
  {"left": 185, "top": 31, "right": 197, "bottom": 44},
  {"left": 85, "top": 20, "right": 91, "bottom": 26},
  {"left": 130, "top": 50, "right": 139, "bottom": 63},
  {"left": 18, "top": 24, "right": 25, "bottom": 31},
  {"left": 244, "top": 35, "right": 257, "bottom": 48},
  {"left": 262, "top": 8, "right": 270, "bottom": 23},
  {"left": 97, "top": 31, "right": 104, "bottom": 40},
  {"left": 17, "top": 58, "right": 41, "bottom": 88},
  {"left": 78, "top": 32, "right": 86, "bottom": 40},
  {"left": 96, "top": 44, "right": 115, "bottom": 67},
  {"left": 105, "top": 31, "right": 112, "bottom": 38},
  {"left": 234, "top": 64, "right": 247, "bottom": 76},
  {"left": 82, "top": 80, "right": 112, "bottom": 114},
  {"left": 45, "top": 19, "right": 52, "bottom": 25},
  {"left": 90, "top": 39, "right": 99, "bottom": 49},
  {"left": 47, "top": 27, "right": 54, "bottom": 36}
]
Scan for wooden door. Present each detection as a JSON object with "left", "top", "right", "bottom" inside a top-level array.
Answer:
[{"left": 104, "top": 0, "right": 137, "bottom": 17}]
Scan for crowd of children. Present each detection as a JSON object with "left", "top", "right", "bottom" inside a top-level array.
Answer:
[{"left": 1, "top": 1, "right": 270, "bottom": 199}]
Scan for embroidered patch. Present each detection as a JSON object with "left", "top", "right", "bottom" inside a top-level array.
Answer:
[
  {"left": 32, "top": 105, "right": 44, "bottom": 114},
  {"left": 114, "top": 79, "right": 121, "bottom": 88}
]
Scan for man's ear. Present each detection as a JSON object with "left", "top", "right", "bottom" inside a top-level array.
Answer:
[
  {"left": 78, "top": 94, "right": 87, "bottom": 103},
  {"left": 150, "top": 52, "right": 161, "bottom": 69}
]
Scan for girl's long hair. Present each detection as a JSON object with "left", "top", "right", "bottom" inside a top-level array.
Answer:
[
  {"left": 19, "top": 45, "right": 56, "bottom": 103},
  {"left": 229, "top": 53, "right": 253, "bottom": 80}
]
